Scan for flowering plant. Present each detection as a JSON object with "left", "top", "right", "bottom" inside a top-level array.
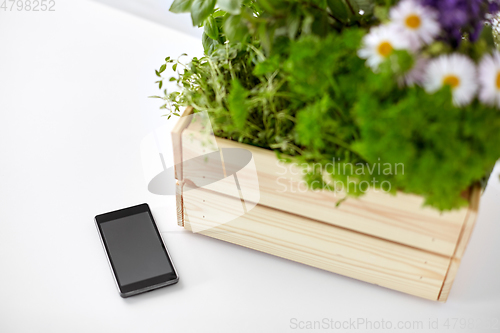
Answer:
[
  {"left": 154, "top": 0, "right": 500, "bottom": 210},
  {"left": 358, "top": 0, "right": 500, "bottom": 107}
]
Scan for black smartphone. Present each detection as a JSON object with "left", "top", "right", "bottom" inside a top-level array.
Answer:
[{"left": 95, "top": 203, "right": 179, "bottom": 298}]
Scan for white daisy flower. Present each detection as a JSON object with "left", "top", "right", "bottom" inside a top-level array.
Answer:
[
  {"left": 390, "top": 0, "right": 440, "bottom": 49},
  {"left": 358, "top": 25, "right": 410, "bottom": 71},
  {"left": 423, "top": 54, "right": 478, "bottom": 107},
  {"left": 478, "top": 50, "right": 500, "bottom": 108}
]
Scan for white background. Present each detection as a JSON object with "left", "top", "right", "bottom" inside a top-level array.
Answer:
[{"left": 1, "top": 1, "right": 500, "bottom": 332}]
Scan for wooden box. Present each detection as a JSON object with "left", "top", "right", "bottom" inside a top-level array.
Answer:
[{"left": 172, "top": 107, "right": 481, "bottom": 301}]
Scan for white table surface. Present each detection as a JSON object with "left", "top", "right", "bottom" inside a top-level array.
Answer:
[{"left": 1, "top": 1, "right": 500, "bottom": 332}]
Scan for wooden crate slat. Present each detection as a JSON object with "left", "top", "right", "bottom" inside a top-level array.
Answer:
[
  {"left": 203, "top": 130, "right": 469, "bottom": 257},
  {"left": 171, "top": 106, "right": 193, "bottom": 226},
  {"left": 436, "top": 186, "right": 481, "bottom": 302},
  {"left": 183, "top": 190, "right": 450, "bottom": 301},
  {"left": 438, "top": 258, "right": 461, "bottom": 302}
]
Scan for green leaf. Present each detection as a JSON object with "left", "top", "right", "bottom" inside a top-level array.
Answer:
[
  {"left": 286, "top": 13, "right": 301, "bottom": 40},
  {"left": 216, "top": 0, "right": 242, "bottom": 15},
  {"left": 256, "top": 0, "right": 276, "bottom": 14},
  {"left": 374, "top": 5, "right": 388, "bottom": 21},
  {"left": 311, "top": 10, "right": 329, "bottom": 37},
  {"left": 258, "top": 22, "right": 274, "bottom": 55},
  {"left": 204, "top": 15, "right": 219, "bottom": 40},
  {"left": 228, "top": 79, "right": 249, "bottom": 130},
  {"left": 155, "top": 70, "right": 161, "bottom": 77},
  {"left": 202, "top": 31, "right": 211, "bottom": 52},
  {"left": 169, "top": 0, "right": 193, "bottom": 13},
  {"left": 172, "top": 63, "right": 178, "bottom": 71},
  {"left": 350, "top": 0, "right": 373, "bottom": 16},
  {"left": 202, "top": 32, "right": 218, "bottom": 54},
  {"left": 159, "top": 64, "right": 166, "bottom": 73},
  {"left": 169, "top": 77, "right": 177, "bottom": 81},
  {"left": 480, "top": 25, "right": 495, "bottom": 48},
  {"left": 223, "top": 15, "right": 248, "bottom": 42},
  {"left": 327, "top": 0, "right": 350, "bottom": 22},
  {"left": 213, "top": 8, "right": 227, "bottom": 17},
  {"left": 190, "top": 0, "right": 216, "bottom": 26}
]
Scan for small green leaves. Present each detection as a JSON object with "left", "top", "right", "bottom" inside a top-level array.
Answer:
[
  {"left": 204, "top": 15, "right": 219, "bottom": 40},
  {"left": 169, "top": 0, "right": 193, "bottom": 13},
  {"left": 216, "top": 0, "right": 242, "bottom": 15},
  {"left": 159, "top": 64, "right": 167, "bottom": 73},
  {"left": 296, "top": 96, "right": 331, "bottom": 149},
  {"left": 228, "top": 79, "right": 249, "bottom": 130},
  {"left": 427, "top": 41, "right": 448, "bottom": 56},
  {"left": 190, "top": 0, "right": 216, "bottom": 26},
  {"left": 253, "top": 55, "right": 280, "bottom": 76},
  {"left": 387, "top": 49, "right": 414, "bottom": 75}
]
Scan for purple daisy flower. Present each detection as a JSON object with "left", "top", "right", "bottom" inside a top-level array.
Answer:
[{"left": 419, "top": 0, "right": 500, "bottom": 46}]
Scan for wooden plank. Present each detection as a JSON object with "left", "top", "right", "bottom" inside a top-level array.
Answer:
[
  {"left": 171, "top": 106, "right": 193, "bottom": 227},
  {"left": 437, "top": 186, "right": 481, "bottom": 302},
  {"left": 183, "top": 182, "right": 246, "bottom": 234},
  {"left": 175, "top": 180, "right": 184, "bottom": 227},
  {"left": 204, "top": 135, "right": 469, "bottom": 257},
  {"left": 453, "top": 186, "right": 481, "bottom": 260},
  {"left": 183, "top": 188, "right": 451, "bottom": 301},
  {"left": 438, "top": 258, "right": 461, "bottom": 302},
  {"left": 171, "top": 106, "right": 193, "bottom": 181}
]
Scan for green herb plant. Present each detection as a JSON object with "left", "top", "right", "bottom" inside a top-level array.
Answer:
[{"left": 152, "top": 0, "right": 500, "bottom": 210}]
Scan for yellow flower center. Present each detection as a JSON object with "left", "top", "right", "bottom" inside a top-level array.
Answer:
[
  {"left": 496, "top": 72, "right": 500, "bottom": 90},
  {"left": 443, "top": 75, "right": 460, "bottom": 89},
  {"left": 377, "top": 41, "right": 393, "bottom": 57},
  {"left": 405, "top": 14, "right": 421, "bottom": 29}
]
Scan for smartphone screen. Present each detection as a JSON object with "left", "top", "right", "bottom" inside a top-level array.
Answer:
[{"left": 95, "top": 204, "right": 178, "bottom": 297}]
